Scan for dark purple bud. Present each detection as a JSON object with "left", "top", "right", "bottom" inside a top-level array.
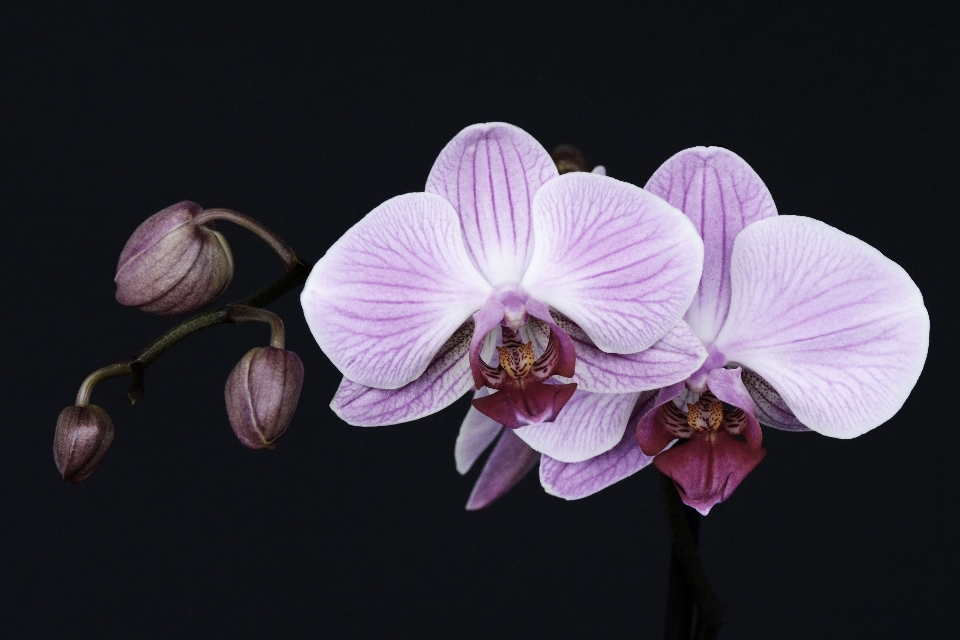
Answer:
[
  {"left": 115, "top": 201, "right": 234, "bottom": 315},
  {"left": 225, "top": 347, "right": 304, "bottom": 450},
  {"left": 53, "top": 405, "right": 115, "bottom": 483},
  {"left": 551, "top": 144, "right": 592, "bottom": 174}
]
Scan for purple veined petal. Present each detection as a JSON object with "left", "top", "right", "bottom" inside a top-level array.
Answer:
[
  {"left": 466, "top": 428, "right": 541, "bottom": 510},
  {"left": 331, "top": 322, "right": 474, "bottom": 426},
  {"left": 548, "top": 313, "right": 707, "bottom": 393},
  {"left": 302, "top": 192, "right": 493, "bottom": 389},
  {"left": 522, "top": 172, "right": 704, "bottom": 354},
  {"left": 426, "top": 123, "right": 558, "bottom": 286},
  {"left": 540, "top": 390, "right": 657, "bottom": 500},
  {"left": 646, "top": 147, "right": 778, "bottom": 346},
  {"left": 455, "top": 388, "right": 504, "bottom": 474},
  {"left": 740, "top": 367, "right": 810, "bottom": 432},
  {"left": 513, "top": 389, "right": 641, "bottom": 463},
  {"left": 713, "top": 216, "right": 930, "bottom": 438}
]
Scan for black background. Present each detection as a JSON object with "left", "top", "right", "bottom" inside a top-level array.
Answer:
[{"left": 2, "top": 2, "right": 957, "bottom": 638}]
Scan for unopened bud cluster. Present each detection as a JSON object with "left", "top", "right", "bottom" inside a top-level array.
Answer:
[{"left": 56, "top": 200, "right": 307, "bottom": 482}]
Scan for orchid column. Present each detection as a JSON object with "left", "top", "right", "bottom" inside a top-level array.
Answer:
[{"left": 301, "top": 123, "right": 708, "bottom": 447}]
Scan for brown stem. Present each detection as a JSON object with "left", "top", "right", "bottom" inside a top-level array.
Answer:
[
  {"left": 74, "top": 259, "right": 312, "bottom": 407},
  {"left": 195, "top": 207, "right": 301, "bottom": 271}
]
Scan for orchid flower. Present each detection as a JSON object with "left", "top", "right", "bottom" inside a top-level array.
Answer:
[
  {"left": 459, "top": 147, "right": 928, "bottom": 513},
  {"left": 301, "top": 123, "right": 708, "bottom": 432}
]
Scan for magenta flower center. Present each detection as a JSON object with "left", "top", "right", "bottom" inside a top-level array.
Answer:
[{"left": 660, "top": 393, "right": 748, "bottom": 443}]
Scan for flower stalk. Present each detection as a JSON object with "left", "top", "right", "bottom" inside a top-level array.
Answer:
[
  {"left": 661, "top": 472, "right": 725, "bottom": 639},
  {"left": 76, "top": 252, "right": 312, "bottom": 408},
  {"left": 195, "top": 207, "right": 301, "bottom": 271}
]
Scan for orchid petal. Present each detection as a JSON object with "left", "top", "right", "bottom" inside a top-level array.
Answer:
[
  {"left": 455, "top": 388, "right": 503, "bottom": 474},
  {"left": 426, "top": 122, "right": 557, "bottom": 286},
  {"left": 635, "top": 382, "right": 686, "bottom": 456},
  {"left": 513, "top": 389, "right": 640, "bottom": 463},
  {"left": 654, "top": 431, "right": 767, "bottom": 516},
  {"left": 713, "top": 216, "right": 929, "bottom": 438},
  {"left": 540, "top": 391, "right": 657, "bottom": 499},
  {"left": 522, "top": 172, "right": 704, "bottom": 354},
  {"left": 740, "top": 367, "right": 810, "bottom": 432},
  {"left": 547, "top": 313, "right": 707, "bottom": 393},
  {"left": 302, "top": 192, "right": 492, "bottom": 389},
  {"left": 466, "top": 428, "right": 540, "bottom": 510},
  {"left": 645, "top": 147, "right": 778, "bottom": 345},
  {"left": 330, "top": 323, "right": 474, "bottom": 426}
]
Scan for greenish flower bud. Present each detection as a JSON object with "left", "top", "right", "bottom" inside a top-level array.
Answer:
[
  {"left": 115, "top": 201, "right": 234, "bottom": 315},
  {"left": 53, "top": 405, "right": 115, "bottom": 483},
  {"left": 224, "top": 347, "right": 304, "bottom": 450}
]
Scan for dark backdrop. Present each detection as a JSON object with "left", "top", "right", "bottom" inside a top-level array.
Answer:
[{"left": 2, "top": 2, "right": 956, "bottom": 638}]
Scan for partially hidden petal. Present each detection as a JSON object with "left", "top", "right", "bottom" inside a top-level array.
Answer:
[
  {"left": 331, "top": 322, "right": 474, "bottom": 426},
  {"left": 740, "top": 367, "right": 810, "bottom": 432},
  {"left": 655, "top": 431, "right": 767, "bottom": 516},
  {"left": 513, "top": 389, "right": 639, "bottom": 463},
  {"left": 466, "top": 428, "right": 540, "bottom": 510},
  {"left": 713, "top": 216, "right": 930, "bottom": 438},
  {"left": 469, "top": 298, "right": 507, "bottom": 388},
  {"left": 426, "top": 122, "right": 558, "bottom": 286},
  {"left": 455, "top": 388, "right": 503, "bottom": 474},
  {"left": 705, "top": 367, "right": 762, "bottom": 447},
  {"left": 540, "top": 390, "right": 657, "bottom": 499},
  {"left": 550, "top": 313, "right": 707, "bottom": 393},
  {"left": 302, "top": 192, "right": 492, "bottom": 389},
  {"left": 522, "top": 172, "right": 704, "bottom": 354},
  {"left": 635, "top": 382, "right": 686, "bottom": 456},
  {"left": 645, "top": 147, "right": 778, "bottom": 345}
]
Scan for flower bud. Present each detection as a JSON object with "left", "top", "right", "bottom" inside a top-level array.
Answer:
[
  {"left": 53, "top": 405, "right": 115, "bottom": 483},
  {"left": 225, "top": 347, "right": 304, "bottom": 449},
  {"left": 115, "top": 201, "right": 234, "bottom": 315}
]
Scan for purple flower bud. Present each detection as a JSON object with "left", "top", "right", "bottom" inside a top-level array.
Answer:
[
  {"left": 115, "top": 201, "right": 234, "bottom": 315},
  {"left": 53, "top": 405, "right": 115, "bottom": 483},
  {"left": 224, "top": 347, "right": 304, "bottom": 450}
]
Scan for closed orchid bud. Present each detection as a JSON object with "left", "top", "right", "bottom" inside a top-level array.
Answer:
[
  {"left": 54, "top": 405, "right": 115, "bottom": 483},
  {"left": 115, "top": 201, "right": 234, "bottom": 315},
  {"left": 225, "top": 346, "right": 304, "bottom": 450}
]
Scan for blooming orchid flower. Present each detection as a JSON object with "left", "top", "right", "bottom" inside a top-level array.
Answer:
[
  {"left": 301, "top": 123, "right": 708, "bottom": 434},
  {"left": 458, "top": 147, "right": 928, "bottom": 513}
]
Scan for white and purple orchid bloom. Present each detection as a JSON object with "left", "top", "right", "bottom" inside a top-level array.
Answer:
[
  {"left": 300, "top": 122, "right": 709, "bottom": 435},
  {"left": 459, "top": 147, "right": 929, "bottom": 514}
]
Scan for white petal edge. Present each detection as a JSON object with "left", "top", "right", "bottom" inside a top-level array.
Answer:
[
  {"left": 513, "top": 389, "right": 641, "bottom": 463},
  {"left": 713, "top": 216, "right": 929, "bottom": 438},
  {"left": 301, "top": 192, "right": 493, "bottom": 389}
]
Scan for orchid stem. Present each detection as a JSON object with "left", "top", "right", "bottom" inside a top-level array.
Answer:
[
  {"left": 195, "top": 207, "right": 301, "bottom": 271},
  {"left": 76, "top": 258, "right": 313, "bottom": 407},
  {"left": 660, "top": 473, "right": 726, "bottom": 640}
]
